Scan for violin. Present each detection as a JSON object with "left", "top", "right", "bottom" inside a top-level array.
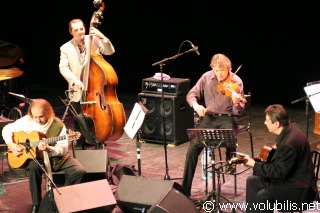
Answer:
[{"left": 216, "top": 75, "right": 247, "bottom": 103}]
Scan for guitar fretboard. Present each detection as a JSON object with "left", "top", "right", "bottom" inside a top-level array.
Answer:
[{"left": 44, "top": 135, "right": 67, "bottom": 144}]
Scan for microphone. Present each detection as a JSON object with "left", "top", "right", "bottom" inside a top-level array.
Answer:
[
  {"left": 190, "top": 42, "right": 200, "bottom": 56},
  {"left": 8, "top": 92, "right": 34, "bottom": 104}
]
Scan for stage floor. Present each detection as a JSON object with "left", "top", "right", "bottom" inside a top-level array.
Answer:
[{"left": 1, "top": 85, "right": 319, "bottom": 212}]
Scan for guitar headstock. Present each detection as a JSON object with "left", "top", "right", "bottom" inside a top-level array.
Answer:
[{"left": 67, "top": 130, "right": 81, "bottom": 141}]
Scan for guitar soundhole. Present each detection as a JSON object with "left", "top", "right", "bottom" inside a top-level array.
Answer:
[{"left": 25, "top": 139, "right": 31, "bottom": 152}]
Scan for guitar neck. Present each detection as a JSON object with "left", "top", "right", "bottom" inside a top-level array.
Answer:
[
  {"left": 231, "top": 158, "right": 248, "bottom": 164},
  {"left": 231, "top": 145, "right": 277, "bottom": 165},
  {"left": 31, "top": 135, "right": 67, "bottom": 148},
  {"left": 231, "top": 157, "right": 264, "bottom": 165}
]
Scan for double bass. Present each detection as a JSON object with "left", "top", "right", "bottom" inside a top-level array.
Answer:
[{"left": 80, "top": 1, "right": 126, "bottom": 143}]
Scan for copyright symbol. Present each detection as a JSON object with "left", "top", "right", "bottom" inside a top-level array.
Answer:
[{"left": 203, "top": 201, "right": 214, "bottom": 212}]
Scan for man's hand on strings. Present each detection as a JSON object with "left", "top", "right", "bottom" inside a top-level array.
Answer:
[
  {"left": 7, "top": 142, "right": 23, "bottom": 157},
  {"left": 73, "top": 79, "right": 84, "bottom": 91},
  {"left": 38, "top": 141, "right": 50, "bottom": 152},
  {"left": 193, "top": 103, "right": 206, "bottom": 117},
  {"left": 89, "top": 27, "right": 107, "bottom": 40}
]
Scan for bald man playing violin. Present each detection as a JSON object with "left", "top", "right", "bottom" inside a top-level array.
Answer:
[{"left": 181, "top": 53, "right": 245, "bottom": 196}]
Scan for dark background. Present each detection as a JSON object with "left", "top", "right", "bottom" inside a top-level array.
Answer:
[{"left": 1, "top": 1, "right": 320, "bottom": 109}]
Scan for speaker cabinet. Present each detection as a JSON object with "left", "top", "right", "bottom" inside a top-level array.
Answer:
[
  {"left": 148, "top": 188, "right": 198, "bottom": 213},
  {"left": 53, "top": 150, "right": 109, "bottom": 185},
  {"left": 138, "top": 93, "right": 193, "bottom": 145},
  {"left": 115, "top": 175, "right": 189, "bottom": 213},
  {"left": 68, "top": 149, "right": 108, "bottom": 173},
  {"left": 53, "top": 179, "right": 116, "bottom": 213}
]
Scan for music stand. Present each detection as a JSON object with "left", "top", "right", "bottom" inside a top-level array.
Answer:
[
  {"left": 124, "top": 102, "right": 147, "bottom": 176},
  {"left": 186, "top": 128, "right": 237, "bottom": 210},
  {"left": 187, "top": 128, "right": 237, "bottom": 149},
  {"left": 291, "top": 81, "right": 320, "bottom": 138}
]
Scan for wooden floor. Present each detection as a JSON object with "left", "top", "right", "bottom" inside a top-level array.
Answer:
[{"left": 0, "top": 85, "right": 320, "bottom": 213}]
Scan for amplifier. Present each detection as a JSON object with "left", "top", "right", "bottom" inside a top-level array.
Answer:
[{"left": 141, "top": 77, "right": 191, "bottom": 95}]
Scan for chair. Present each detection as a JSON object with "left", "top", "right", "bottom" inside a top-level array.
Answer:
[
  {"left": 235, "top": 92, "right": 254, "bottom": 157},
  {"left": 7, "top": 107, "right": 22, "bottom": 121},
  {"left": 217, "top": 92, "right": 254, "bottom": 197},
  {"left": 0, "top": 143, "right": 9, "bottom": 174}
]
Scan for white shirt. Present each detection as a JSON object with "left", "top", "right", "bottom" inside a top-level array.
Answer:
[{"left": 2, "top": 115, "right": 68, "bottom": 156}]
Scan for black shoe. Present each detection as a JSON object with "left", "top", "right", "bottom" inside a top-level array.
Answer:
[{"left": 30, "top": 205, "right": 39, "bottom": 213}]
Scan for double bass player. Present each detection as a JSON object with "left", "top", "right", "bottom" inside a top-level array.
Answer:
[{"left": 59, "top": 18, "right": 115, "bottom": 146}]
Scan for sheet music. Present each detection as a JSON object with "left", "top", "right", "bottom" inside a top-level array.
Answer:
[
  {"left": 124, "top": 102, "right": 147, "bottom": 139},
  {"left": 304, "top": 83, "right": 320, "bottom": 112}
]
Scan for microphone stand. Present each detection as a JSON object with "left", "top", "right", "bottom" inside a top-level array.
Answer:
[
  {"left": 61, "top": 99, "right": 71, "bottom": 123},
  {"left": 291, "top": 91, "right": 320, "bottom": 139},
  {"left": 59, "top": 96, "right": 77, "bottom": 158},
  {"left": 136, "top": 130, "right": 142, "bottom": 176},
  {"left": 8, "top": 92, "right": 34, "bottom": 104},
  {"left": 25, "top": 145, "right": 61, "bottom": 212},
  {"left": 151, "top": 48, "right": 197, "bottom": 67},
  {"left": 152, "top": 42, "right": 198, "bottom": 181}
]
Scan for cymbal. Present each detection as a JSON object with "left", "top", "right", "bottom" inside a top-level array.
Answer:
[{"left": 0, "top": 69, "right": 23, "bottom": 81}]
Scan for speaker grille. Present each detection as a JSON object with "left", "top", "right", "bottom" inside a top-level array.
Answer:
[{"left": 138, "top": 93, "right": 193, "bottom": 145}]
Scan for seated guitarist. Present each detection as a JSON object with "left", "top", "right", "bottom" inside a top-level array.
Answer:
[
  {"left": 242, "top": 104, "right": 319, "bottom": 212},
  {"left": 2, "top": 99, "right": 85, "bottom": 213}
]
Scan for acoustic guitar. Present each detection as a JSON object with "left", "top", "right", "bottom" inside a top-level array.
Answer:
[
  {"left": 231, "top": 144, "right": 277, "bottom": 165},
  {"left": 7, "top": 130, "right": 80, "bottom": 169}
]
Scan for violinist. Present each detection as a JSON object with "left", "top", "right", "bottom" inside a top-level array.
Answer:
[
  {"left": 59, "top": 18, "right": 115, "bottom": 146},
  {"left": 181, "top": 53, "right": 245, "bottom": 196}
]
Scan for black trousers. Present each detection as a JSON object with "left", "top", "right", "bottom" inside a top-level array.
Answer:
[
  {"left": 28, "top": 156, "right": 85, "bottom": 206},
  {"left": 246, "top": 175, "right": 274, "bottom": 213},
  {"left": 246, "top": 175, "right": 316, "bottom": 213},
  {"left": 181, "top": 114, "right": 237, "bottom": 195}
]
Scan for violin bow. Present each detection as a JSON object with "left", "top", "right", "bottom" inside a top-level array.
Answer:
[{"left": 234, "top": 64, "right": 242, "bottom": 75}]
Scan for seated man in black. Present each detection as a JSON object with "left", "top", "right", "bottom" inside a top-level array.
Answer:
[{"left": 243, "top": 104, "right": 319, "bottom": 212}]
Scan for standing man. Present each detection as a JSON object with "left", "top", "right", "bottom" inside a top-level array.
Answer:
[
  {"left": 2, "top": 99, "right": 85, "bottom": 213},
  {"left": 244, "top": 104, "right": 319, "bottom": 212},
  {"left": 59, "top": 18, "right": 115, "bottom": 146},
  {"left": 182, "top": 53, "right": 245, "bottom": 195}
]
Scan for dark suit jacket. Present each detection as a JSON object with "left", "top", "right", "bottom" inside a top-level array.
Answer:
[{"left": 253, "top": 124, "right": 319, "bottom": 205}]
